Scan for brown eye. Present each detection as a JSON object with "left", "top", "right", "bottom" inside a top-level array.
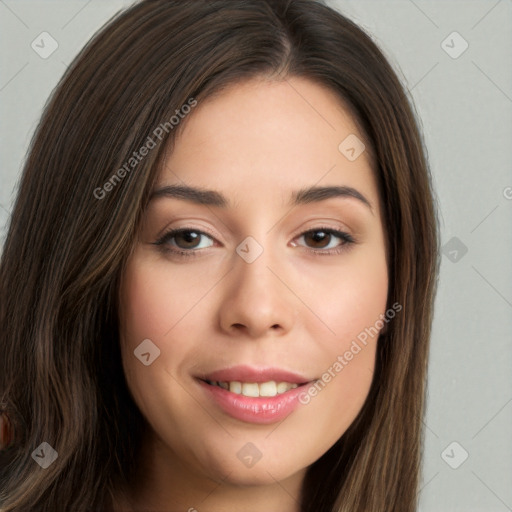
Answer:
[
  {"left": 295, "top": 227, "right": 355, "bottom": 255},
  {"left": 303, "top": 230, "right": 332, "bottom": 249},
  {"left": 172, "top": 230, "right": 202, "bottom": 249},
  {"left": 153, "top": 228, "right": 215, "bottom": 258}
]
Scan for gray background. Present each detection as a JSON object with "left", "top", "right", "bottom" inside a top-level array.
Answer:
[{"left": 1, "top": 1, "right": 511, "bottom": 511}]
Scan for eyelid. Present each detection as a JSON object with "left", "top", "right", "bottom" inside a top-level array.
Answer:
[
  {"left": 154, "top": 221, "right": 219, "bottom": 242},
  {"left": 155, "top": 219, "right": 353, "bottom": 243},
  {"left": 289, "top": 220, "right": 353, "bottom": 241}
]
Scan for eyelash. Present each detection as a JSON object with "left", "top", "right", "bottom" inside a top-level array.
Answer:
[{"left": 153, "top": 225, "right": 356, "bottom": 259}]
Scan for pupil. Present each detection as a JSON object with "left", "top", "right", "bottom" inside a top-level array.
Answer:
[
  {"left": 308, "top": 231, "right": 329, "bottom": 248},
  {"left": 179, "top": 231, "right": 199, "bottom": 248}
]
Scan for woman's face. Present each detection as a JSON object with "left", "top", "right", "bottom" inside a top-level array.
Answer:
[{"left": 118, "top": 76, "right": 388, "bottom": 506}]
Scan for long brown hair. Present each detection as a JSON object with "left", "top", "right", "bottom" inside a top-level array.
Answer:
[{"left": 0, "top": 0, "right": 440, "bottom": 510}]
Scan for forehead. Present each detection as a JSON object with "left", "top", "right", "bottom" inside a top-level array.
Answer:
[{"left": 154, "top": 77, "right": 379, "bottom": 214}]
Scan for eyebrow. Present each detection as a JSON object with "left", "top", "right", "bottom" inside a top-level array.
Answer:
[{"left": 149, "top": 184, "right": 373, "bottom": 214}]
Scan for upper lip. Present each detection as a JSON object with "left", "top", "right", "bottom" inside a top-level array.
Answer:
[{"left": 198, "top": 365, "right": 312, "bottom": 384}]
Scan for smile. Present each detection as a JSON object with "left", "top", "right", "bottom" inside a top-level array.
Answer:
[{"left": 204, "top": 379, "right": 299, "bottom": 397}]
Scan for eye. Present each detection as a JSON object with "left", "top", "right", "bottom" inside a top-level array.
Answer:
[
  {"left": 292, "top": 226, "right": 355, "bottom": 256},
  {"left": 153, "top": 226, "right": 356, "bottom": 259},
  {"left": 153, "top": 228, "right": 215, "bottom": 258}
]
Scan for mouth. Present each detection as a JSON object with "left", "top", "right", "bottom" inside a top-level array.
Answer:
[{"left": 195, "top": 365, "right": 316, "bottom": 424}]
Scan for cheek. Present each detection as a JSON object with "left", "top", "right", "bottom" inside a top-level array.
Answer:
[
  {"left": 308, "top": 241, "right": 388, "bottom": 346},
  {"left": 117, "top": 257, "right": 190, "bottom": 410},
  {"left": 119, "top": 255, "right": 212, "bottom": 345},
  {"left": 305, "top": 243, "right": 388, "bottom": 417}
]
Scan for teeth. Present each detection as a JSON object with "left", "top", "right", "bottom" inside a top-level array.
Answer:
[
  {"left": 277, "top": 382, "right": 295, "bottom": 394},
  {"left": 229, "top": 381, "right": 242, "bottom": 394},
  {"left": 241, "top": 382, "right": 259, "bottom": 397},
  {"left": 208, "top": 380, "right": 299, "bottom": 397},
  {"left": 259, "top": 381, "right": 277, "bottom": 397}
]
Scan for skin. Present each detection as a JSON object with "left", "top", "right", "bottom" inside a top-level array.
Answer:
[{"left": 115, "top": 76, "right": 389, "bottom": 512}]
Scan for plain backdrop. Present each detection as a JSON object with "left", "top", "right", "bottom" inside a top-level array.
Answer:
[{"left": 1, "top": 1, "right": 511, "bottom": 511}]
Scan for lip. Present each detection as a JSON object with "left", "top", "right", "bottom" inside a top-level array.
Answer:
[
  {"left": 198, "top": 365, "right": 311, "bottom": 384},
  {"left": 195, "top": 365, "right": 316, "bottom": 425},
  {"left": 197, "top": 379, "right": 313, "bottom": 424}
]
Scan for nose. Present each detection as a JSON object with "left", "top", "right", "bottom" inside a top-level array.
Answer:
[{"left": 218, "top": 239, "right": 296, "bottom": 339}]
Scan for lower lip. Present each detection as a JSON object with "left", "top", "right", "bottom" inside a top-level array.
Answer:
[{"left": 197, "top": 379, "right": 310, "bottom": 424}]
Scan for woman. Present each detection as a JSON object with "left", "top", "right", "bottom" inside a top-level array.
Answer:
[{"left": 0, "top": 0, "right": 440, "bottom": 510}]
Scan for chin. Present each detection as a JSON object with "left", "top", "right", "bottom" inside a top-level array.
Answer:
[
  {"left": 217, "top": 465, "right": 295, "bottom": 487},
  {"left": 199, "top": 449, "right": 300, "bottom": 487}
]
